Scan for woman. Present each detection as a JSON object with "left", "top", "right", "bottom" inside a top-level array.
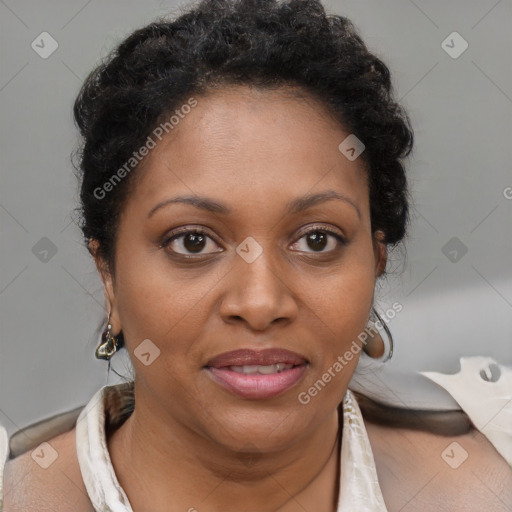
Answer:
[{"left": 1, "top": 0, "right": 511, "bottom": 510}]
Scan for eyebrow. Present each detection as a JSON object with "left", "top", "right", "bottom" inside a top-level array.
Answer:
[{"left": 147, "top": 190, "right": 361, "bottom": 220}]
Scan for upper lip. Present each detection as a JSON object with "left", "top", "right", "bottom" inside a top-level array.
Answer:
[{"left": 205, "top": 348, "right": 308, "bottom": 368}]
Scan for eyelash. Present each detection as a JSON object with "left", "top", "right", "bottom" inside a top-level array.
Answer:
[{"left": 160, "top": 225, "right": 347, "bottom": 259}]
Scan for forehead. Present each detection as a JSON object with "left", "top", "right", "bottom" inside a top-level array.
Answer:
[{"left": 127, "top": 85, "right": 369, "bottom": 220}]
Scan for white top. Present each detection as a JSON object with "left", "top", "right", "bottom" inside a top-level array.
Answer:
[
  {"left": 75, "top": 385, "right": 387, "bottom": 512},
  {"left": 0, "top": 424, "right": 8, "bottom": 510},
  {"left": 1, "top": 356, "right": 511, "bottom": 511}
]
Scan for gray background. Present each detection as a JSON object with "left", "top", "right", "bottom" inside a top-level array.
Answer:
[{"left": 1, "top": 0, "right": 511, "bottom": 436}]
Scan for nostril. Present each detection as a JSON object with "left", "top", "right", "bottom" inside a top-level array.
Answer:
[{"left": 479, "top": 363, "right": 501, "bottom": 382}]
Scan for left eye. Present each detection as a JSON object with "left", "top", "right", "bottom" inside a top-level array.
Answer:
[{"left": 290, "top": 228, "right": 346, "bottom": 253}]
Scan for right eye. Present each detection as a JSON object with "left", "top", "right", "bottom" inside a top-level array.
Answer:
[{"left": 160, "top": 227, "right": 223, "bottom": 258}]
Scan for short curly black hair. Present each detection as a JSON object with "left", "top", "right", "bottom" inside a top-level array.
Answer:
[{"left": 73, "top": 0, "right": 413, "bottom": 277}]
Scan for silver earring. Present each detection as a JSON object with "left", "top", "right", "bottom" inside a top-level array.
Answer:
[{"left": 365, "top": 307, "right": 394, "bottom": 362}]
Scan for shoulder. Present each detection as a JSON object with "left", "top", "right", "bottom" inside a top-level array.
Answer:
[
  {"left": 359, "top": 398, "right": 512, "bottom": 512},
  {"left": 3, "top": 426, "right": 93, "bottom": 512}
]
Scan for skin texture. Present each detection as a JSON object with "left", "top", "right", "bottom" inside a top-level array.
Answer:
[
  {"left": 96, "top": 84, "right": 387, "bottom": 511},
  {"left": 2, "top": 429, "right": 92, "bottom": 511},
  {"left": 4, "top": 86, "right": 511, "bottom": 512},
  {"left": 366, "top": 422, "right": 512, "bottom": 511},
  {"left": 4, "top": 410, "right": 512, "bottom": 511}
]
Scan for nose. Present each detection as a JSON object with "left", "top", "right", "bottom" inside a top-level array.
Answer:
[{"left": 219, "top": 249, "right": 298, "bottom": 332}]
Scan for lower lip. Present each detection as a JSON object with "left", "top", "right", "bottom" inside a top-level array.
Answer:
[{"left": 205, "top": 365, "right": 307, "bottom": 399}]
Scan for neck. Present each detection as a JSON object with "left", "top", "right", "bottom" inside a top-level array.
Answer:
[{"left": 107, "top": 384, "right": 343, "bottom": 512}]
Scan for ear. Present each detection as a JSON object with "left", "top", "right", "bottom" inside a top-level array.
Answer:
[
  {"left": 372, "top": 230, "right": 387, "bottom": 278},
  {"left": 88, "top": 239, "right": 122, "bottom": 335}
]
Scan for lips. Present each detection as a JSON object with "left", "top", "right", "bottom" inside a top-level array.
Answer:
[{"left": 205, "top": 348, "right": 308, "bottom": 369}]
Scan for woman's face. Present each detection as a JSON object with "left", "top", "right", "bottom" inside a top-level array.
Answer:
[{"left": 97, "top": 85, "right": 386, "bottom": 452}]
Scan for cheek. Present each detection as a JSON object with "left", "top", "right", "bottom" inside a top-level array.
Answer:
[
  {"left": 306, "top": 271, "right": 374, "bottom": 364},
  {"left": 307, "top": 248, "right": 376, "bottom": 375},
  {"left": 296, "top": 269, "right": 375, "bottom": 408},
  {"left": 113, "top": 244, "right": 223, "bottom": 360},
  {"left": 305, "top": 243, "right": 375, "bottom": 334}
]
